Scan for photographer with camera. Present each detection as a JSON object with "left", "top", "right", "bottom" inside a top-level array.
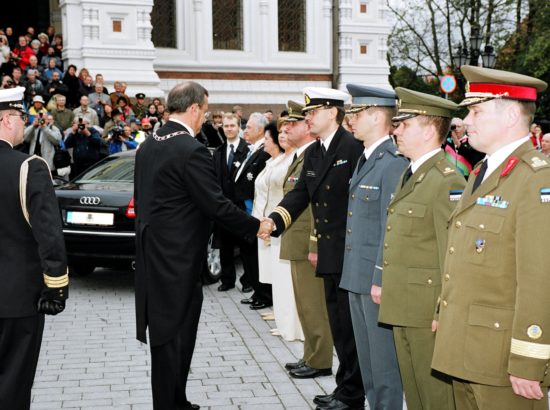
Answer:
[
  {"left": 23, "top": 112, "right": 63, "bottom": 173},
  {"left": 442, "top": 117, "right": 484, "bottom": 179},
  {"left": 107, "top": 124, "right": 138, "bottom": 155},
  {"left": 64, "top": 117, "right": 102, "bottom": 177}
]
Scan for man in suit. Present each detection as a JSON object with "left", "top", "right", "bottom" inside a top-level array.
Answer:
[
  {"left": 339, "top": 84, "right": 408, "bottom": 410},
  {"left": 213, "top": 112, "right": 252, "bottom": 292},
  {"left": 378, "top": 88, "right": 465, "bottom": 410},
  {"left": 262, "top": 87, "right": 365, "bottom": 410},
  {"left": 134, "top": 81, "right": 268, "bottom": 410},
  {"left": 279, "top": 100, "right": 334, "bottom": 379},
  {"left": 0, "top": 86, "right": 68, "bottom": 409},
  {"left": 432, "top": 67, "right": 550, "bottom": 409},
  {"left": 234, "top": 112, "right": 272, "bottom": 310}
]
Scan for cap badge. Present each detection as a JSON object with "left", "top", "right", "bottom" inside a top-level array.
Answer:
[
  {"left": 465, "top": 82, "right": 470, "bottom": 93},
  {"left": 304, "top": 94, "right": 311, "bottom": 105}
]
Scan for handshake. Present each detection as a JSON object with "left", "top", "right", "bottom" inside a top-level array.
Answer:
[{"left": 257, "top": 217, "right": 275, "bottom": 240}]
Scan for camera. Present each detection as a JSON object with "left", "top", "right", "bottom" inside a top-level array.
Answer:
[
  {"left": 108, "top": 126, "right": 124, "bottom": 142},
  {"left": 450, "top": 124, "right": 457, "bottom": 131},
  {"left": 39, "top": 112, "right": 46, "bottom": 126},
  {"left": 78, "top": 117, "right": 85, "bottom": 131}
]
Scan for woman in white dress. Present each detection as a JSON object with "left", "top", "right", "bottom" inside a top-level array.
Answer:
[{"left": 253, "top": 121, "right": 304, "bottom": 341}]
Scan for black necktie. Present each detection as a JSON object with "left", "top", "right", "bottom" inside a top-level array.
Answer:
[
  {"left": 321, "top": 144, "right": 327, "bottom": 157},
  {"left": 401, "top": 166, "right": 413, "bottom": 187},
  {"left": 292, "top": 153, "right": 298, "bottom": 164},
  {"left": 34, "top": 128, "right": 42, "bottom": 156},
  {"left": 227, "top": 144, "right": 235, "bottom": 171},
  {"left": 471, "top": 160, "right": 488, "bottom": 193},
  {"left": 357, "top": 154, "right": 366, "bottom": 172}
]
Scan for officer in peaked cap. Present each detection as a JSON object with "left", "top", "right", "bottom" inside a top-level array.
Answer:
[
  {"left": 0, "top": 86, "right": 68, "bottom": 407},
  {"left": 339, "top": 84, "right": 408, "bottom": 410},
  {"left": 378, "top": 87, "right": 465, "bottom": 410},
  {"left": 263, "top": 86, "right": 366, "bottom": 409},
  {"left": 133, "top": 93, "right": 147, "bottom": 119},
  {"left": 432, "top": 67, "right": 550, "bottom": 410},
  {"left": 279, "top": 99, "right": 335, "bottom": 382}
]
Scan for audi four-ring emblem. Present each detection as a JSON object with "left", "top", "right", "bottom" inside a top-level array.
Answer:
[{"left": 80, "top": 196, "right": 101, "bottom": 205}]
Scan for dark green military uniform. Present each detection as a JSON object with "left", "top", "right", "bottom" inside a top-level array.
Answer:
[
  {"left": 378, "top": 88, "right": 465, "bottom": 410},
  {"left": 432, "top": 66, "right": 550, "bottom": 410}
]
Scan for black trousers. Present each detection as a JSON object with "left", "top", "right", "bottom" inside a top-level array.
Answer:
[
  {"left": 241, "top": 237, "right": 271, "bottom": 303},
  {"left": 0, "top": 314, "right": 45, "bottom": 410},
  {"left": 219, "top": 228, "right": 249, "bottom": 287},
  {"left": 150, "top": 281, "right": 203, "bottom": 410},
  {"left": 323, "top": 274, "right": 365, "bottom": 407}
]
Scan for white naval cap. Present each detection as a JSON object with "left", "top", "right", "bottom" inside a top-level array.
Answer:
[
  {"left": 302, "top": 87, "right": 350, "bottom": 112},
  {"left": 0, "top": 86, "right": 25, "bottom": 112}
]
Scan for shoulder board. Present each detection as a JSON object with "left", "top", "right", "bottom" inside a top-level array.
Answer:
[
  {"left": 521, "top": 151, "right": 550, "bottom": 171},
  {"left": 435, "top": 159, "right": 457, "bottom": 176}
]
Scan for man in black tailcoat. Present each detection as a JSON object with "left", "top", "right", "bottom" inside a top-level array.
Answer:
[
  {"left": 134, "top": 81, "right": 268, "bottom": 410},
  {"left": 0, "top": 86, "right": 68, "bottom": 409}
]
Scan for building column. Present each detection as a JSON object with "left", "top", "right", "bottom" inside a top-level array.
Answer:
[{"left": 59, "top": 0, "right": 163, "bottom": 97}]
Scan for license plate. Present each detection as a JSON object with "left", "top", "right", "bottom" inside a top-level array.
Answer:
[{"left": 67, "top": 211, "right": 114, "bottom": 226}]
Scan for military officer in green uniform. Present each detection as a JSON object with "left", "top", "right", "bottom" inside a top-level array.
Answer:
[
  {"left": 378, "top": 88, "right": 465, "bottom": 410},
  {"left": 431, "top": 67, "right": 550, "bottom": 410},
  {"left": 280, "top": 100, "right": 334, "bottom": 379}
]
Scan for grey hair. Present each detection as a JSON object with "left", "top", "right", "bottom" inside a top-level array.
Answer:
[
  {"left": 166, "top": 81, "right": 209, "bottom": 114},
  {"left": 248, "top": 112, "right": 268, "bottom": 132}
]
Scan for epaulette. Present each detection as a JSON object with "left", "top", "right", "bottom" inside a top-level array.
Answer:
[
  {"left": 435, "top": 159, "right": 457, "bottom": 176},
  {"left": 521, "top": 151, "right": 550, "bottom": 172}
]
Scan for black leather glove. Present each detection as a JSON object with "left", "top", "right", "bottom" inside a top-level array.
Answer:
[{"left": 37, "top": 286, "right": 68, "bottom": 315}]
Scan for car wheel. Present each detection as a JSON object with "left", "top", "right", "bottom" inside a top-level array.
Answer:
[{"left": 70, "top": 262, "right": 95, "bottom": 277}]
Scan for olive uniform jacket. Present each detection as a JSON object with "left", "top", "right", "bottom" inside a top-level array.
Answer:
[
  {"left": 134, "top": 121, "right": 259, "bottom": 346},
  {"left": 378, "top": 150, "right": 466, "bottom": 328},
  {"left": 432, "top": 141, "right": 550, "bottom": 386},
  {"left": 269, "top": 126, "right": 363, "bottom": 274},
  {"left": 340, "top": 138, "right": 409, "bottom": 294},
  {"left": 279, "top": 147, "right": 317, "bottom": 261},
  {"left": 0, "top": 140, "right": 67, "bottom": 317}
]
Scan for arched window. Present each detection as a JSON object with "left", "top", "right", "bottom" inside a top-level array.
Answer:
[
  {"left": 278, "top": 0, "right": 306, "bottom": 52},
  {"left": 212, "top": 0, "right": 243, "bottom": 50},
  {"left": 151, "top": 0, "right": 176, "bottom": 48}
]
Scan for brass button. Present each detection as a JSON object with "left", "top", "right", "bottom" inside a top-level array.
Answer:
[
  {"left": 323, "top": 202, "right": 328, "bottom": 207},
  {"left": 347, "top": 229, "right": 352, "bottom": 234},
  {"left": 449, "top": 246, "right": 455, "bottom": 254},
  {"left": 494, "top": 322, "right": 500, "bottom": 329},
  {"left": 383, "top": 260, "right": 388, "bottom": 266},
  {"left": 326, "top": 234, "right": 331, "bottom": 239},
  {"left": 455, "top": 221, "right": 462, "bottom": 228},
  {"left": 389, "top": 208, "right": 394, "bottom": 214},
  {"left": 316, "top": 218, "right": 320, "bottom": 223},
  {"left": 384, "top": 242, "right": 388, "bottom": 249},
  {"left": 348, "top": 211, "right": 353, "bottom": 217},
  {"left": 442, "top": 300, "right": 448, "bottom": 307},
  {"left": 479, "top": 224, "right": 485, "bottom": 230},
  {"left": 326, "top": 185, "right": 330, "bottom": 190},
  {"left": 386, "top": 225, "right": 391, "bottom": 231},
  {"left": 317, "top": 234, "right": 322, "bottom": 238},
  {"left": 407, "top": 209, "right": 413, "bottom": 214},
  {"left": 444, "top": 274, "right": 450, "bottom": 281},
  {"left": 476, "top": 247, "right": 483, "bottom": 254},
  {"left": 324, "top": 219, "right": 328, "bottom": 223},
  {"left": 427, "top": 279, "right": 433, "bottom": 285},
  {"left": 315, "top": 202, "right": 319, "bottom": 207}
]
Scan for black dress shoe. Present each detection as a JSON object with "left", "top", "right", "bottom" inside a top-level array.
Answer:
[
  {"left": 316, "top": 397, "right": 363, "bottom": 410},
  {"left": 240, "top": 297, "right": 255, "bottom": 304},
  {"left": 289, "top": 365, "right": 332, "bottom": 379},
  {"left": 177, "top": 403, "right": 200, "bottom": 410},
  {"left": 313, "top": 393, "right": 335, "bottom": 405},
  {"left": 217, "top": 284, "right": 235, "bottom": 292},
  {"left": 249, "top": 300, "right": 272, "bottom": 310},
  {"left": 285, "top": 358, "right": 305, "bottom": 370},
  {"left": 242, "top": 285, "right": 253, "bottom": 293}
]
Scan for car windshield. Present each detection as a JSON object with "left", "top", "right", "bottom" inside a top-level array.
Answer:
[{"left": 75, "top": 156, "right": 134, "bottom": 183}]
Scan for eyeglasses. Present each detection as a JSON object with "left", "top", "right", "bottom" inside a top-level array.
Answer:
[{"left": 0, "top": 113, "right": 28, "bottom": 123}]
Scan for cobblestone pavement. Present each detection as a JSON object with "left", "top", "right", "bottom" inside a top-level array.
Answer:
[{"left": 31, "top": 268, "right": 338, "bottom": 409}]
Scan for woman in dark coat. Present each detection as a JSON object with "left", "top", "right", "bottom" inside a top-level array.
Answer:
[{"left": 63, "top": 64, "right": 80, "bottom": 109}]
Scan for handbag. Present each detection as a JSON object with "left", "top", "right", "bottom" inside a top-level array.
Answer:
[{"left": 53, "top": 139, "right": 72, "bottom": 169}]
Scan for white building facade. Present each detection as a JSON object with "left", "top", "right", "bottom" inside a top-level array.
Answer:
[{"left": 58, "top": 0, "right": 392, "bottom": 107}]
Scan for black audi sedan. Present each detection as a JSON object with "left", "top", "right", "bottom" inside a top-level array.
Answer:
[{"left": 55, "top": 150, "right": 221, "bottom": 278}]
